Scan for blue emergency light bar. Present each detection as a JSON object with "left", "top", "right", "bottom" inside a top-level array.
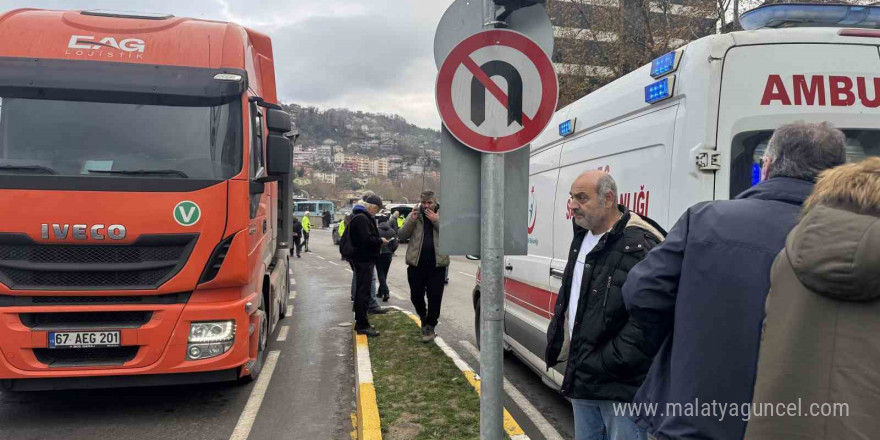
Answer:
[
  {"left": 740, "top": 3, "right": 880, "bottom": 31},
  {"left": 645, "top": 76, "right": 675, "bottom": 104},
  {"left": 559, "top": 118, "right": 576, "bottom": 137},
  {"left": 650, "top": 50, "right": 682, "bottom": 78}
]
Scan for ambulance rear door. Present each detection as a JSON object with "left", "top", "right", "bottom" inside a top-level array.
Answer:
[{"left": 717, "top": 42, "right": 880, "bottom": 199}]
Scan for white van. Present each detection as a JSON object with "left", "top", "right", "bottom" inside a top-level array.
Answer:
[{"left": 472, "top": 5, "right": 880, "bottom": 390}]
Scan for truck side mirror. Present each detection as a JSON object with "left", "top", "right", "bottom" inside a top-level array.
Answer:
[
  {"left": 266, "top": 134, "right": 291, "bottom": 177},
  {"left": 266, "top": 108, "right": 292, "bottom": 133}
]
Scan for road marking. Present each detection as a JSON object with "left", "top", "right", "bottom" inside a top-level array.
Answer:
[
  {"left": 345, "top": 269, "right": 353, "bottom": 274},
  {"left": 354, "top": 333, "right": 382, "bottom": 439},
  {"left": 228, "top": 350, "right": 281, "bottom": 440},
  {"left": 317, "top": 255, "right": 326, "bottom": 260},
  {"left": 458, "top": 271, "right": 476, "bottom": 278},
  {"left": 276, "top": 325, "right": 290, "bottom": 342},
  {"left": 328, "top": 261, "right": 340, "bottom": 266},
  {"left": 391, "top": 291, "right": 407, "bottom": 302},
  {"left": 290, "top": 277, "right": 296, "bottom": 285},
  {"left": 460, "top": 340, "right": 564, "bottom": 440},
  {"left": 289, "top": 290, "right": 297, "bottom": 300}
]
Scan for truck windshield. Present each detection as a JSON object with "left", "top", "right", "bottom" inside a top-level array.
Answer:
[
  {"left": 730, "top": 129, "right": 880, "bottom": 198},
  {"left": 0, "top": 95, "right": 242, "bottom": 180}
]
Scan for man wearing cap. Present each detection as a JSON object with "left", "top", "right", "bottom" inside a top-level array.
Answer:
[{"left": 342, "top": 194, "right": 387, "bottom": 337}]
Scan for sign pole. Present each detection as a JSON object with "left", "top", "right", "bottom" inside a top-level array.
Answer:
[{"left": 480, "top": 2, "right": 505, "bottom": 439}]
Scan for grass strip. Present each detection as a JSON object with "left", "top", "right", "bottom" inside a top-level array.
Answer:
[{"left": 368, "top": 311, "right": 483, "bottom": 440}]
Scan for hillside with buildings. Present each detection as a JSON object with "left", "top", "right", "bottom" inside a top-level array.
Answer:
[{"left": 282, "top": 103, "right": 441, "bottom": 205}]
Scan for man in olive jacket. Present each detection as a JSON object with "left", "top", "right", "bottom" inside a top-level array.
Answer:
[
  {"left": 745, "top": 157, "right": 880, "bottom": 440},
  {"left": 398, "top": 190, "right": 450, "bottom": 343},
  {"left": 545, "top": 171, "right": 665, "bottom": 440}
]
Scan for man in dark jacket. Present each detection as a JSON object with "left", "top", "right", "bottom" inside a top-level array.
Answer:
[
  {"left": 745, "top": 157, "right": 880, "bottom": 440},
  {"left": 545, "top": 171, "right": 665, "bottom": 440},
  {"left": 343, "top": 194, "right": 387, "bottom": 337},
  {"left": 375, "top": 214, "right": 398, "bottom": 302},
  {"left": 291, "top": 215, "right": 303, "bottom": 258},
  {"left": 620, "top": 121, "right": 847, "bottom": 440}
]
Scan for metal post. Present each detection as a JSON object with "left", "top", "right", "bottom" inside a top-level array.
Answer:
[{"left": 480, "top": 5, "right": 505, "bottom": 440}]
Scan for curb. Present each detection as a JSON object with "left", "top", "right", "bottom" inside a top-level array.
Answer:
[
  {"left": 387, "top": 306, "right": 530, "bottom": 440},
  {"left": 353, "top": 332, "right": 382, "bottom": 440}
]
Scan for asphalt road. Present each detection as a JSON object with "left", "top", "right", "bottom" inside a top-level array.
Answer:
[
  {"left": 0, "top": 239, "right": 356, "bottom": 440},
  {"left": 305, "top": 227, "right": 575, "bottom": 440},
  {"left": 0, "top": 227, "right": 574, "bottom": 440}
]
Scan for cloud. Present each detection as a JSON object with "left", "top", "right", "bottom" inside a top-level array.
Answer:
[{"left": 2, "top": 0, "right": 447, "bottom": 128}]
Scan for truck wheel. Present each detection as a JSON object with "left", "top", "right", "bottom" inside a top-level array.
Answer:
[
  {"left": 279, "top": 268, "right": 289, "bottom": 320},
  {"left": 239, "top": 304, "right": 268, "bottom": 384}
]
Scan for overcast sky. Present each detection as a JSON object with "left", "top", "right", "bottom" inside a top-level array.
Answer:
[{"left": 0, "top": 0, "right": 449, "bottom": 128}]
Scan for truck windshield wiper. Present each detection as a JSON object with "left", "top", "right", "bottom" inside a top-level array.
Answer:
[
  {"left": 86, "top": 169, "right": 189, "bottom": 178},
  {"left": 0, "top": 164, "right": 58, "bottom": 175}
]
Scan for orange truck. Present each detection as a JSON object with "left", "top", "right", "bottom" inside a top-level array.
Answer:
[{"left": 0, "top": 9, "right": 294, "bottom": 390}]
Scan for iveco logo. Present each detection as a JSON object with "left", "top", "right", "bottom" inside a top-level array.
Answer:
[{"left": 40, "top": 224, "right": 127, "bottom": 240}]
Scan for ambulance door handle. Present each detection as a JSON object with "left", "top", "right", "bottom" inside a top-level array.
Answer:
[
  {"left": 550, "top": 268, "right": 564, "bottom": 279},
  {"left": 505, "top": 264, "right": 513, "bottom": 271}
]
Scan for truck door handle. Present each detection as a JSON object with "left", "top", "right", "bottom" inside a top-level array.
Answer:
[
  {"left": 505, "top": 264, "right": 513, "bottom": 271},
  {"left": 550, "top": 268, "right": 564, "bottom": 279},
  {"left": 263, "top": 220, "right": 268, "bottom": 233}
]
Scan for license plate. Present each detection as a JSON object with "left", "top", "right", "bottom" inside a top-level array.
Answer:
[{"left": 48, "top": 331, "right": 121, "bottom": 348}]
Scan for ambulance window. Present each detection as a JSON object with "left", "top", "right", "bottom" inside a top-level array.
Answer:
[{"left": 730, "top": 129, "right": 880, "bottom": 199}]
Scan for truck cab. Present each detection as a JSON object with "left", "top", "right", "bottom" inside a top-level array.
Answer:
[{"left": 0, "top": 9, "right": 293, "bottom": 390}]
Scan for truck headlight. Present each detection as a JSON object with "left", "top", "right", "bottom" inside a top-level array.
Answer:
[{"left": 187, "top": 321, "right": 235, "bottom": 360}]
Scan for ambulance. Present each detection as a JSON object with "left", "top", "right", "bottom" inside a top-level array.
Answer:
[{"left": 472, "top": 3, "right": 880, "bottom": 390}]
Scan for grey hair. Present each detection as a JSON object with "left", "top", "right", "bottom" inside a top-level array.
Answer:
[
  {"left": 596, "top": 173, "right": 618, "bottom": 204},
  {"left": 765, "top": 121, "right": 847, "bottom": 181},
  {"left": 420, "top": 190, "right": 436, "bottom": 201}
]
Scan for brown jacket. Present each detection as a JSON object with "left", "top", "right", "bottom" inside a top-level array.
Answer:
[
  {"left": 398, "top": 212, "right": 450, "bottom": 268},
  {"left": 745, "top": 205, "right": 880, "bottom": 440}
]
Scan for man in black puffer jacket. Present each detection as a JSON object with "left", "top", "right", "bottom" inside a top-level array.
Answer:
[
  {"left": 545, "top": 171, "right": 665, "bottom": 440},
  {"left": 341, "top": 195, "right": 387, "bottom": 337}
]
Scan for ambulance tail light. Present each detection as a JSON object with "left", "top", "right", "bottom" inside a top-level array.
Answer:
[
  {"left": 559, "top": 118, "right": 576, "bottom": 137},
  {"left": 645, "top": 76, "right": 675, "bottom": 104},
  {"left": 650, "top": 50, "right": 682, "bottom": 78}
]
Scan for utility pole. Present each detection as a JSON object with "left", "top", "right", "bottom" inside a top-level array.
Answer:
[{"left": 480, "top": 2, "right": 505, "bottom": 439}]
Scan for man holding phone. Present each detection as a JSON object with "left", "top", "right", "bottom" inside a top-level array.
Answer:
[{"left": 398, "top": 190, "right": 449, "bottom": 342}]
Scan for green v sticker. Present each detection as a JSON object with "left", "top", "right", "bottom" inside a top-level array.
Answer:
[{"left": 174, "top": 201, "right": 201, "bottom": 226}]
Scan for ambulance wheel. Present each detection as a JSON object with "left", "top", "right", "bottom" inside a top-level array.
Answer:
[{"left": 239, "top": 304, "right": 268, "bottom": 384}]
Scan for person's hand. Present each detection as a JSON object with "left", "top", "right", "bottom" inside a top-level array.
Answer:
[
  {"left": 425, "top": 209, "right": 439, "bottom": 223},
  {"left": 381, "top": 238, "right": 389, "bottom": 244},
  {"left": 410, "top": 208, "right": 420, "bottom": 220}
]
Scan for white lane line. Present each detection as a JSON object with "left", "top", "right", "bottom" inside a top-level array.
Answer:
[
  {"left": 288, "top": 268, "right": 293, "bottom": 275},
  {"left": 317, "top": 255, "right": 326, "bottom": 260},
  {"left": 289, "top": 290, "right": 297, "bottom": 300},
  {"left": 391, "top": 291, "right": 407, "bottom": 302},
  {"left": 228, "top": 350, "right": 281, "bottom": 440},
  {"left": 458, "top": 271, "right": 476, "bottom": 278},
  {"left": 328, "top": 261, "right": 340, "bottom": 266},
  {"left": 459, "top": 341, "right": 564, "bottom": 440},
  {"left": 276, "top": 325, "right": 290, "bottom": 342},
  {"left": 290, "top": 277, "right": 296, "bottom": 285},
  {"left": 345, "top": 269, "right": 353, "bottom": 274}
]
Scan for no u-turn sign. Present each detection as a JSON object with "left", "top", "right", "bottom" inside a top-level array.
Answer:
[{"left": 436, "top": 29, "right": 558, "bottom": 153}]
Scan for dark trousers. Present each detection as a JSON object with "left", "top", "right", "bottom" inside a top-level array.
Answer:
[
  {"left": 407, "top": 265, "right": 446, "bottom": 327},
  {"left": 376, "top": 254, "right": 392, "bottom": 298},
  {"left": 292, "top": 235, "right": 302, "bottom": 256},
  {"left": 302, "top": 231, "right": 310, "bottom": 251},
  {"left": 353, "top": 261, "right": 375, "bottom": 329}
]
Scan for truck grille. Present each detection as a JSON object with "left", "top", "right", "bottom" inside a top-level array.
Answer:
[
  {"left": 33, "top": 346, "right": 140, "bottom": 367},
  {"left": 19, "top": 311, "right": 153, "bottom": 330},
  {"left": 0, "top": 234, "right": 197, "bottom": 290}
]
